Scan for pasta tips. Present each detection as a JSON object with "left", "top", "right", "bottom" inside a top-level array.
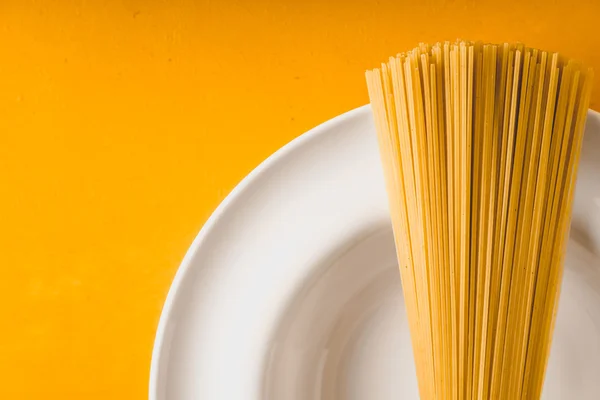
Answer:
[{"left": 366, "top": 41, "right": 593, "bottom": 400}]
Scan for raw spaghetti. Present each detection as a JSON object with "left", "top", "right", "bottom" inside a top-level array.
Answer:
[{"left": 365, "top": 41, "right": 593, "bottom": 400}]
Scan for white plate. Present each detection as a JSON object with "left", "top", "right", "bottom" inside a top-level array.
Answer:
[{"left": 150, "top": 106, "right": 600, "bottom": 400}]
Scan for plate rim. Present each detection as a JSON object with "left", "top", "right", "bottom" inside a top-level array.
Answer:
[{"left": 148, "top": 104, "right": 371, "bottom": 399}]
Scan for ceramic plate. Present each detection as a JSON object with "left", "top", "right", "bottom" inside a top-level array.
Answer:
[{"left": 150, "top": 106, "right": 600, "bottom": 399}]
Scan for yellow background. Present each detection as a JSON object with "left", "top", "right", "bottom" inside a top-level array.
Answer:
[{"left": 1, "top": 0, "right": 599, "bottom": 398}]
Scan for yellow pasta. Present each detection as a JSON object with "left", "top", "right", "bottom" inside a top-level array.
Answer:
[{"left": 365, "top": 41, "right": 593, "bottom": 400}]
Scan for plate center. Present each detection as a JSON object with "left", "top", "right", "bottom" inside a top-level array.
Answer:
[{"left": 263, "top": 228, "right": 419, "bottom": 399}]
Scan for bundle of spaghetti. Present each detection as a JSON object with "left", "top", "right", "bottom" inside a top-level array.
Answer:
[{"left": 365, "top": 41, "right": 593, "bottom": 400}]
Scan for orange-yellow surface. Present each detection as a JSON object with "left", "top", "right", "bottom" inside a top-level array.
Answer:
[{"left": 1, "top": 0, "right": 599, "bottom": 398}]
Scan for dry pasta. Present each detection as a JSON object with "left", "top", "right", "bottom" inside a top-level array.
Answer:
[{"left": 366, "top": 41, "right": 593, "bottom": 400}]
